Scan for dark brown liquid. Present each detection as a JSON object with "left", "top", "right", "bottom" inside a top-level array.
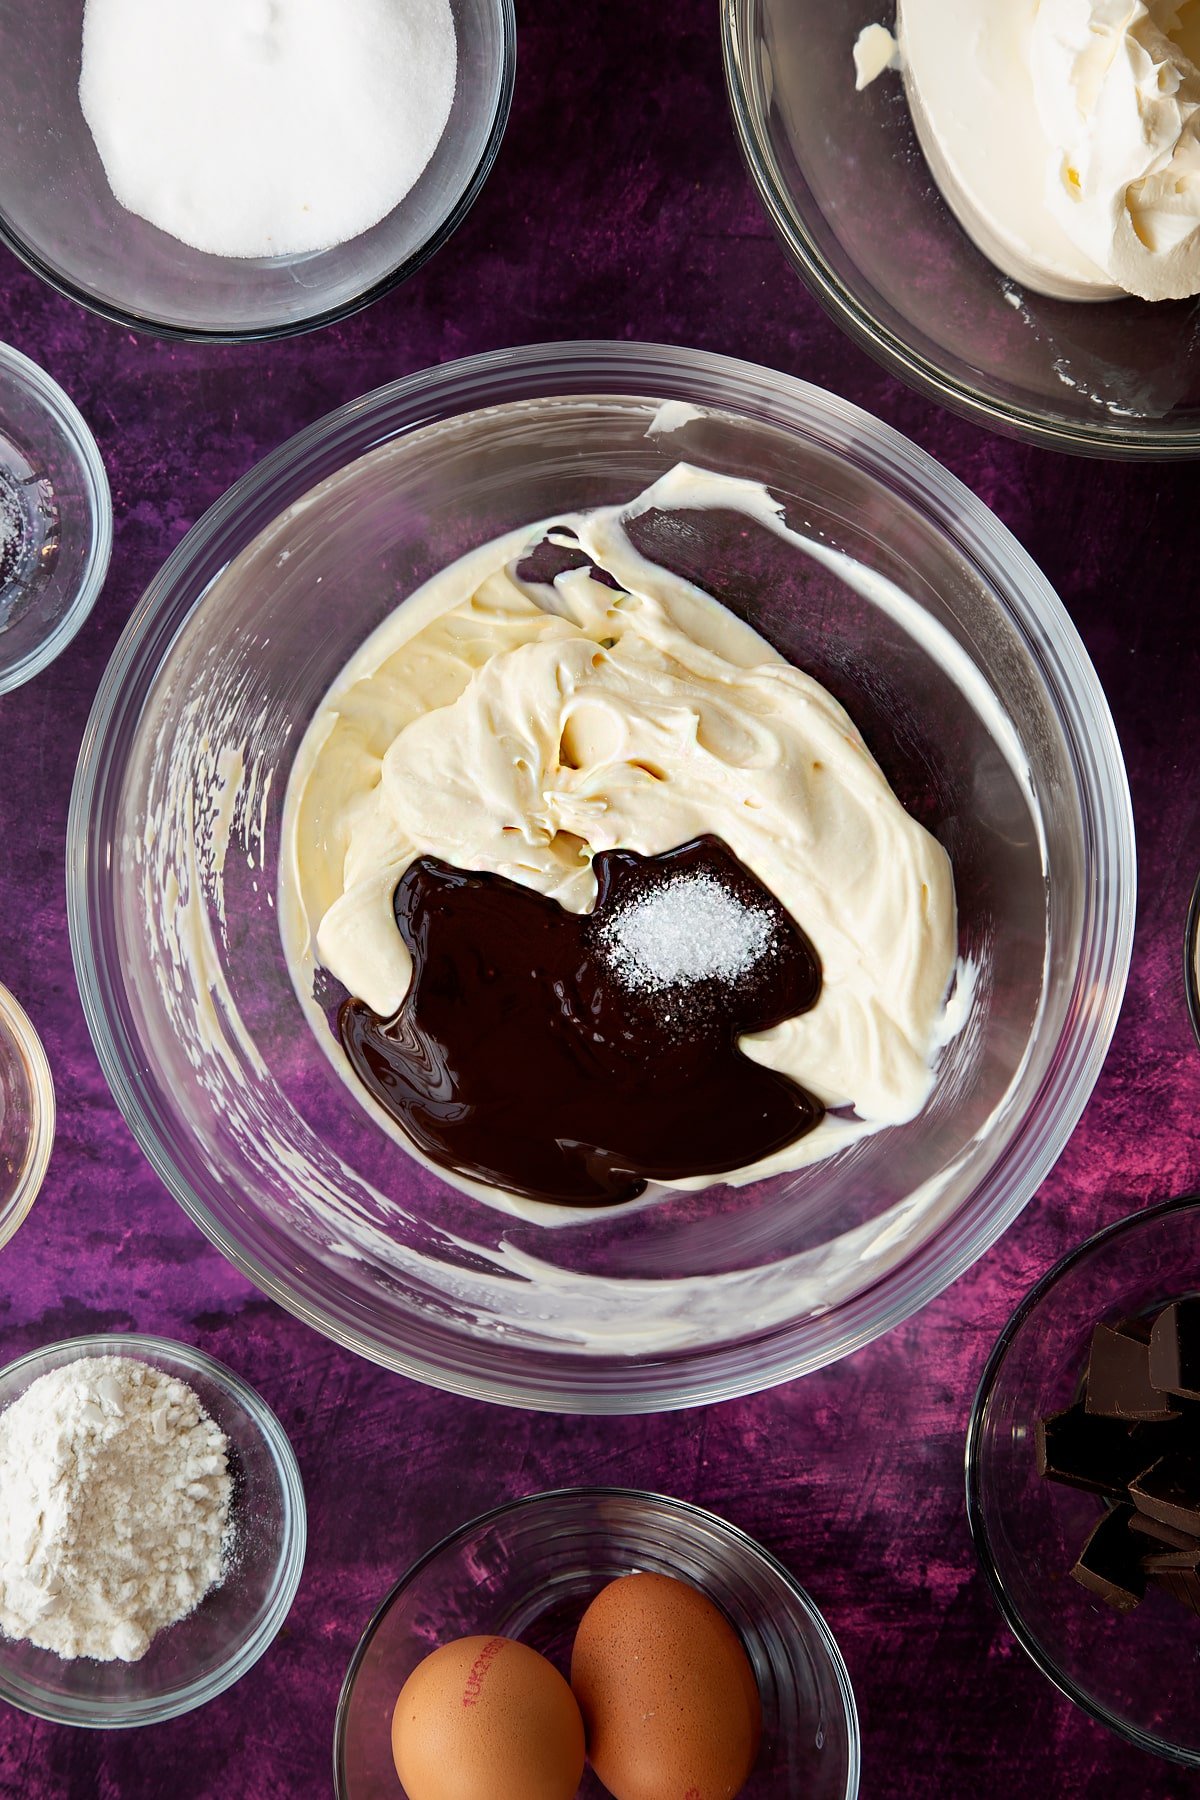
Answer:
[{"left": 339, "top": 836, "right": 823, "bottom": 1207}]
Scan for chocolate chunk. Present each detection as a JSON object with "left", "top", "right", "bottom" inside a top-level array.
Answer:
[
  {"left": 1142, "top": 1546, "right": 1200, "bottom": 1572},
  {"left": 1085, "top": 1321, "right": 1180, "bottom": 1421},
  {"left": 1149, "top": 1300, "right": 1200, "bottom": 1402},
  {"left": 1071, "top": 1506, "right": 1146, "bottom": 1613},
  {"left": 1036, "top": 1405, "right": 1177, "bottom": 1495},
  {"left": 1129, "top": 1453, "right": 1200, "bottom": 1536},
  {"left": 1152, "top": 1569, "right": 1200, "bottom": 1617},
  {"left": 1129, "top": 1512, "right": 1200, "bottom": 1552}
]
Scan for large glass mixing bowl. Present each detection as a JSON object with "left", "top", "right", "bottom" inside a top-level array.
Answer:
[
  {"left": 67, "top": 342, "right": 1134, "bottom": 1412},
  {"left": 723, "top": 0, "right": 1200, "bottom": 456}
]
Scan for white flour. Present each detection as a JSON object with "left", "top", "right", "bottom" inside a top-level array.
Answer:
[
  {"left": 0, "top": 1355, "right": 232, "bottom": 1662},
  {"left": 79, "top": 0, "right": 458, "bottom": 259}
]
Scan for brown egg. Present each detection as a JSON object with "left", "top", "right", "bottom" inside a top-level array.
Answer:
[
  {"left": 570, "top": 1572, "right": 762, "bottom": 1800},
  {"left": 391, "top": 1634, "right": 585, "bottom": 1800}
]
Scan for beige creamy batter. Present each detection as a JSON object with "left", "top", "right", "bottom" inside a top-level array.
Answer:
[{"left": 280, "top": 465, "right": 962, "bottom": 1200}]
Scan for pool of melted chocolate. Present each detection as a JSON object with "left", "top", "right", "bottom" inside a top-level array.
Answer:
[{"left": 339, "top": 836, "right": 824, "bottom": 1207}]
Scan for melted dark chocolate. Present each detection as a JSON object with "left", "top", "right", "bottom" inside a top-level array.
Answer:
[{"left": 339, "top": 835, "right": 823, "bottom": 1207}]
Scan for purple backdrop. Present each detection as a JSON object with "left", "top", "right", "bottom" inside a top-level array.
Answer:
[{"left": 2, "top": 2, "right": 1199, "bottom": 1795}]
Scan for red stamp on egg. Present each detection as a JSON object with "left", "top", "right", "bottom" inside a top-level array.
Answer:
[{"left": 461, "top": 1636, "right": 507, "bottom": 1707}]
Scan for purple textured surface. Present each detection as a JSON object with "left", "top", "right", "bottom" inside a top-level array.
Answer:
[{"left": 1, "top": 3, "right": 1198, "bottom": 1795}]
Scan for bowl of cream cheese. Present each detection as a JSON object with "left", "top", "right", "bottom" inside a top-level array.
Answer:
[
  {"left": 67, "top": 341, "right": 1134, "bottom": 1410},
  {"left": 724, "top": 0, "right": 1200, "bottom": 454},
  {"left": 0, "top": 0, "right": 514, "bottom": 340}
]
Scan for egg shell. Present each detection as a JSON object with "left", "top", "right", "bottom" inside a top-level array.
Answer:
[
  {"left": 570, "top": 1571, "right": 762, "bottom": 1800},
  {"left": 391, "top": 1633, "right": 585, "bottom": 1800}
]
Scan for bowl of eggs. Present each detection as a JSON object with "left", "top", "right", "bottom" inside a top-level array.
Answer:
[
  {"left": 0, "top": 0, "right": 515, "bottom": 339},
  {"left": 334, "top": 1487, "right": 860, "bottom": 1800}
]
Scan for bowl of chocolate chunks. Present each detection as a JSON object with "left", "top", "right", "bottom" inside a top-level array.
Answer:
[{"left": 967, "top": 1195, "right": 1200, "bottom": 1766}]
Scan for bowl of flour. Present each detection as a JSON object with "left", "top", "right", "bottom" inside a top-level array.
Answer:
[
  {"left": 0, "top": 0, "right": 515, "bottom": 340},
  {"left": 0, "top": 1335, "right": 305, "bottom": 1726}
]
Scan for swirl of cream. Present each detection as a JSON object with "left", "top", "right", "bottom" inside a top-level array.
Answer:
[{"left": 1032, "top": 0, "right": 1200, "bottom": 300}]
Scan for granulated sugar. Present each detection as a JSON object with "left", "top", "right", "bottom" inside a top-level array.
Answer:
[
  {"left": 0, "top": 1355, "right": 232, "bottom": 1662},
  {"left": 79, "top": 0, "right": 457, "bottom": 259},
  {"left": 0, "top": 475, "right": 20, "bottom": 591},
  {"left": 599, "top": 874, "right": 776, "bottom": 993}
]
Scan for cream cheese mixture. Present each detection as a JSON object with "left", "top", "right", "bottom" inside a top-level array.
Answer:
[
  {"left": 281, "top": 465, "right": 963, "bottom": 1203},
  {"left": 861, "top": 1, "right": 1200, "bottom": 302}
]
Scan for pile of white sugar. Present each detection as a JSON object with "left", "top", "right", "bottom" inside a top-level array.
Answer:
[
  {"left": 0, "top": 478, "right": 19, "bottom": 585},
  {"left": 0, "top": 1355, "right": 232, "bottom": 1663},
  {"left": 599, "top": 874, "right": 776, "bottom": 993},
  {"left": 79, "top": 0, "right": 458, "bottom": 259}
]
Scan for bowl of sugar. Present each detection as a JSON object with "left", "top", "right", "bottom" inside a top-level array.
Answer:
[{"left": 0, "top": 0, "right": 515, "bottom": 341}]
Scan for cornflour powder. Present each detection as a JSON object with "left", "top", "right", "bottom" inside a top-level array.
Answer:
[{"left": 0, "top": 1355, "right": 232, "bottom": 1662}]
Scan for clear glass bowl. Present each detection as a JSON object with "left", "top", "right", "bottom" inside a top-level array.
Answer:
[
  {"left": 0, "top": 981, "right": 54, "bottom": 1251},
  {"left": 722, "top": 0, "right": 1200, "bottom": 457},
  {"left": 0, "top": 1334, "right": 307, "bottom": 1726},
  {"left": 66, "top": 341, "right": 1135, "bottom": 1412},
  {"left": 0, "top": 342, "right": 111, "bottom": 692},
  {"left": 334, "top": 1487, "right": 859, "bottom": 1800},
  {"left": 966, "top": 1197, "right": 1200, "bottom": 1766},
  {"left": 1185, "top": 873, "right": 1200, "bottom": 1051},
  {"left": 0, "top": 0, "right": 514, "bottom": 341}
]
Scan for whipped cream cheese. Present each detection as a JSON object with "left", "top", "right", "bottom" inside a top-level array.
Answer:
[
  {"left": 854, "top": 23, "right": 900, "bottom": 90},
  {"left": 281, "top": 465, "right": 962, "bottom": 1201},
  {"left": 897, "top": 0, "right": 1120, "bottom": 299},
  {"left": 885, "top": 0, "right": 1200, "bottom": 300},
  {"left": 1032, "top": 0, "right": 1200, "bottom": 301}
]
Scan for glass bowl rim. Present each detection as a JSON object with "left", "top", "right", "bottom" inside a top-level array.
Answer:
[
  {"left": 0, "top": 0, "right": 516, "bottom": 345},
  {"left": 964, "top": 1192, "right": 1200, "bottom": 1767},
  {"left": 0, "top": 339, "right": 112, "bottom": 693},
  {"left": 331, "top": 1482, "right": 862, "bottom": 1800},
  {"left": 1184, "top": 872, "right": 1200, "bottom": 1052},
  {"left": 66, "top": 338, "right": 1136, "bottom": 1411},
  {"left": 0, "top": 1330, "right": 307, "bottom": 1728},
  {"left": 0, "top": 979, "right": 55, "bottom": 1251},
  {"left": 719, "top": 0, "right": 1200, "bottom": 461}
]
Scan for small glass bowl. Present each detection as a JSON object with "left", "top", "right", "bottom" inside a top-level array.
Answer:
[
  {"left": 0, "top": 1334, "right": 306, "bottom": 1727},
  {"left": 1185, "top": 873, "right": 1200, "bottom": 1050},
  {"left": 0, "top": 982, "right": 54, "bottom": 1250},
  {"left": 966, "top": 1197, "right": 1200, "bottom": 1766},
  {"left": 0, "top": 0, "right": 514, "bottom": 341},
  {"left": 0, "top": 342, "right": 111, "bottom": 693},
  {"left": 723, "top": 0, "right": 1200, "bottom": 456},
  {"left": 334, "top": 1487, "right": 859, "bottom": 1799}
]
